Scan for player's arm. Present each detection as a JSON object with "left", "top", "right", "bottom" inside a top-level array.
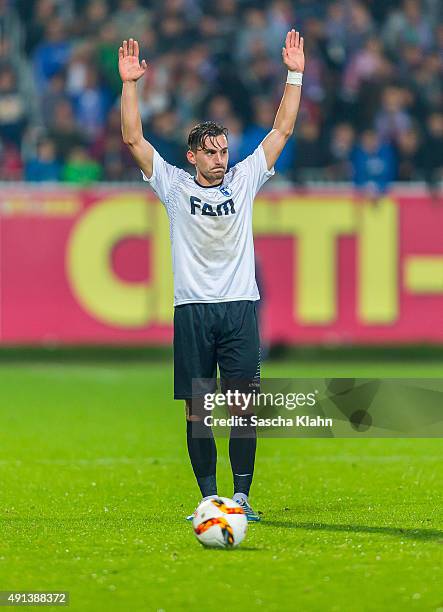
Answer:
[
  {"left": 119, "top": 38, "right": 154, "bottom": 178},
  {"left": 261, "top": 29, "right": 305, "bottom": 171}
]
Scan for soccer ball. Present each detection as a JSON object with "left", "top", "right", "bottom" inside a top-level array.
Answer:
[{"left": 192, "top": 496, "right": 248, "bottom": 549}]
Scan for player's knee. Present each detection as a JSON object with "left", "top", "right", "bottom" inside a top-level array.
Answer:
[
  {"left": 185, "top": 398, "right": 204, "bottom": 421},
  {"left": 185, "top": 400, "right": 194, "bottom": 421}
]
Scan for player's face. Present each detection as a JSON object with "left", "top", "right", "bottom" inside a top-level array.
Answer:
[{"left": 188, "top": 134, "right": 229, "bottom": 184}]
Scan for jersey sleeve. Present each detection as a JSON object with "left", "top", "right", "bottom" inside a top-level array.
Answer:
[
  {"left": 141, "top": 148, "right": 181, "bottom": 208},
  {"left": 234, "top": 144, "right": 275, "bottom": 197}
]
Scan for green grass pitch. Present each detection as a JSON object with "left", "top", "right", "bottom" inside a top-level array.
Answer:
[{"left": 1, "top": 359, "right": 442, "bottom": 611}]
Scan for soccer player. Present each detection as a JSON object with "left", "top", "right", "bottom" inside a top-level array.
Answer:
[{"left": 119, "top": 31, "right": 305, "bottom": 521}]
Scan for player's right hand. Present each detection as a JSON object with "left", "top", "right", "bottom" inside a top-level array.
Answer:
[{"left": 118, "top": 38, "right": 148, "bottom": 82}]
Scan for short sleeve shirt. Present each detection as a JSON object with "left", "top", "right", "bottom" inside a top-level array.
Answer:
[{"left": 142, "top": 144, "right": 275, "bottom": 306}]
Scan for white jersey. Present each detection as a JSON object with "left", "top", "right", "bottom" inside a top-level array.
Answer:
[{"left": 142, "top": 144, "right": 275, "bottom": 306}]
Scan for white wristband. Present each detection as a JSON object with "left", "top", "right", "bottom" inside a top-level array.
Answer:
[{"left": 286, "top": 70, "right": 303, "bottom": 86}]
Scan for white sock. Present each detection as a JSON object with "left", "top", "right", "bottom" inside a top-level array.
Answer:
[
  {"left": 201, "top": 494, "right": 217, "bottom": 502},
  {"left": 233, "top": 492, "right": 248, "bottom": 504}
]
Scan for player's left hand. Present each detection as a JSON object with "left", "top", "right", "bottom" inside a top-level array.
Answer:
[{"left": 282, "top": 29, "right": 305, "bottom": 73}]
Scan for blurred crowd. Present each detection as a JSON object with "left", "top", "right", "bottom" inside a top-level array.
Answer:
[{"left": 0, "top": 0, "right": 442, "bottom": 189}]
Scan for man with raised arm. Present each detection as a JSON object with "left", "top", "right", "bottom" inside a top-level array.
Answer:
[{"left": 119, "top": 31, "right": 305, "bottom": 521}]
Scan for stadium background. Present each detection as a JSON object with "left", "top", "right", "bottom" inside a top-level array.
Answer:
[
  {"left": 0, "top": 0, "right": 442, "bottom": 347},
  {"left": 1, "top": 2, "right": 442, "bottom": 611}
]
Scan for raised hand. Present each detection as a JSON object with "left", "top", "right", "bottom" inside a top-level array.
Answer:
[
  {"left": 118, "top": 38, "right": 148, "bottom": 83},
  {"left": 282, "top": 29, "right": 305, "bottom": 73}
]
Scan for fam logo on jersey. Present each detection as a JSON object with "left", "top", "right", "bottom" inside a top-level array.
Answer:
[{"left": 190, "top": 196, "right": 236, "bottom": 217}]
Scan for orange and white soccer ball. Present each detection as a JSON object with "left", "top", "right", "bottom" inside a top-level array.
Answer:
[{"left": 192, "top": 496, "right": 248, "bottom": 548}]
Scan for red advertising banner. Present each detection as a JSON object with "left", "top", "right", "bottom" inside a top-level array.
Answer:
[{"left": 0, "top": 185, "right": 442, "bottom": 345}]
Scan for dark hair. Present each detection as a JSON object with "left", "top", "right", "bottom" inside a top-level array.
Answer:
[{"left": 187, "top": 121, "right": 228, "bottom": 152}]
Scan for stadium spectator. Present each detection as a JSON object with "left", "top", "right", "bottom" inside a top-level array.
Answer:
[
  {"left": 75, "top": 0, "right": 110, "bottom": 40},
  {"left": 240, "top": 98, "right": 296, "bottom": 175},
  {"left": 23, "top": 0, "right": 57, "bottom": 56},
  {"left": 197, "top": 13, "right": 230, "bottom": 63},
  {"left": 223, "top": 115, "right": 243, "bottom": 167},
  {"left": 204, "top": 0, "right": 238, "bottom": 67},
  {"left": 395, "top": 126, "right": 422, "bottom": 181},
  {"left": 174, "top": 71, "right": 207, "bottom": 124},
  {"left": 0, "top": 65, "right": 27, "bottom": 145},
  {"left": 32, "top": 18, "right": 72, "bottom": 89},
  {"left": 70, "top": 65, "right": 112, "bottom": 140},
  {"left": 324, "top": 1, "right": 347, "bottom": 58},
  {"left": 293, "top": 119, "right": 327, "bottom": 183},
  {"left": 91, "top": 106, "right": 133, "bottom": 179},
  {"left": 299, "top": 33, "right": 326, "bottom": 107},
  {"left": 345, "top": 1, "right": 376, "bottom": 54},
  {"left": 326, "top": 122, "right": 355, "bottom": 181},
  {"left": 65, "top": 43, "right": 94, "bottom": 98},
  {"left": 47, "top": 99, "right": 87, "bottom": 161},
  {"left": 182, "top": 43, "right": 217, "bottom": 84},
  {"left": 24, "top": 137, "right": 61, "bottom": 181},
  {"left": 1, "top": 0, "right": 441, "bottom": 185},
  {"left": 436, "top": 24, "right": 443, "bottom": 62},
  {"left": 0, "top": 0, "right": 22, "bottom": 58},
  {"left": 206, "top": 95, "right": 234, "bottom": 125},
  {"left": 267, "top": 1, "right": 294, "bottom": 35},
  {"left": 95, "top": 21, "right": 123, "bottom": 97},
  {"left": 411, "top": 52, "right": 443, "bottom": 111},
  {"left": 241, "top": 53, "right": 279, "bottom": 99},
  {"left": 398, "top": 41, "right": 424, "bottom": 76},
  {"left": 342, "top": 37, "right": 385, "bottom": 100},
  {"left": 155, "top": 11, "right": 194, "bottom": 55},
  {"left": 0, "top": 142, "right": 22, "bottom": 181},
  {"left": 145, "top": 110, "right": 183, "bottom": 168},
  {"left": 236, "top": 7, "right": 285, "bottom": 65},
  {"left": 100, "top": 133, "right": 128, "bottom": 181},
  {"left": 351, "top": 129, "right": 396, "bottom": 197},
  {"left": 112, "top": 0, "right": 151, "bottom": 42},
  {"left": 91, "top": 106, "right": 123, "bottom": 156},
  {"left": 420, "top": 112, "right": 443, "bottom": 193},
  {"left": 40, "top": 70, "right": 69, "bottom": 129},
  {"left": 382, "top": 0, "right": 434, "bottom": 56},
  {"left": 375, "top": 86, "right": 412, "bottom": 144},
  {"left": 61, "top": 145, "right": 102, "bottom": 183}
]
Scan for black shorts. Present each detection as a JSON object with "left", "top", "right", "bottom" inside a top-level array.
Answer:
[{"left": 173, "top": 300, "right": 261, "bottom": 400}]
